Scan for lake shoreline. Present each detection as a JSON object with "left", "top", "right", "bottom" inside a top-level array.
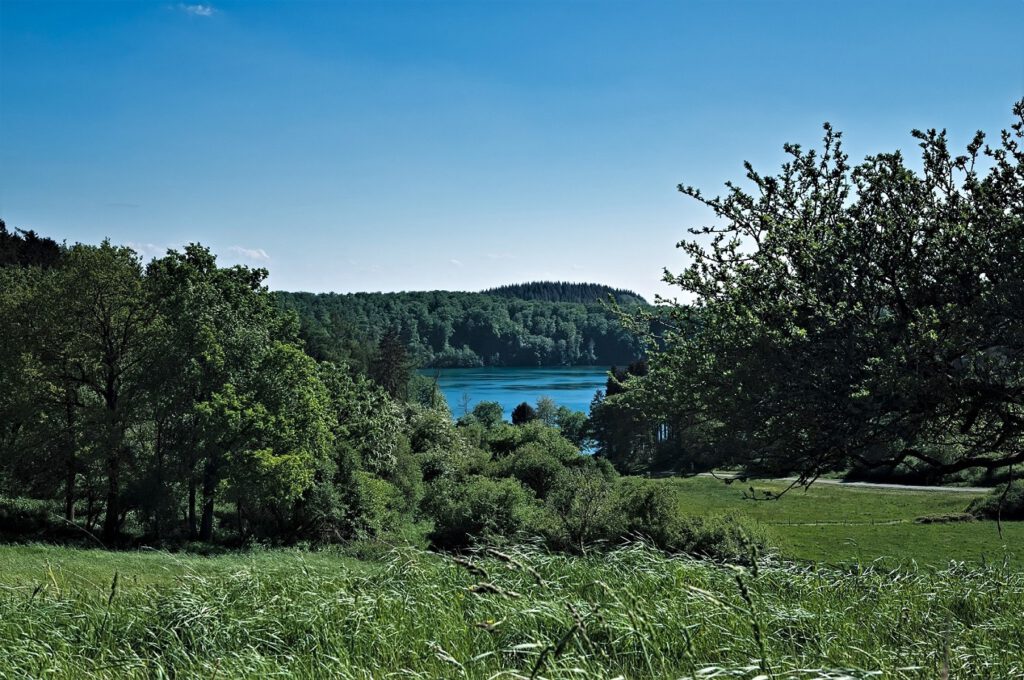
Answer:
[{"left": 420, "top": 365, "right": 609, "bottom": 418}]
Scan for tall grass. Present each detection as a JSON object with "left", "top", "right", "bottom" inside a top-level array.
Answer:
[{"left": 0, "top": 543, "right": 1021, "bottom": 678}]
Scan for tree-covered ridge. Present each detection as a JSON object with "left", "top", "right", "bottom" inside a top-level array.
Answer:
[
  {"left": 480, "top": 281, "right": 648, "bottom": 306},
  {"left": 277, "top": 289, "right": 646, "bottom": 369}
]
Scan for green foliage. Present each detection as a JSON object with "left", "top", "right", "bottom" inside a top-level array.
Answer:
[
  {"left": 369, "top": 328, "right": 412, "bottom": 399},
  {"left": 627, "top": 101, "right": 1024, "bottom": 480},
  {"left": 469, "top": 400, "right": 504, "bottom": 428},
  {"left": 0, "top": 219, "right": 61, "bottom": 268},
  {"left": 0, "top": 236, "right": 425, "bottom": 547},
  {"left": 481, "top": 280, "right": 648, "bottom": 305},
  {"left": 276, "top": 288, "right": 646, "bottom": 368},
  {"left": 425, "top": 476, "right": 538, "bottom": 550},
  {"left": 543, "top": 465, "right": 621, "bottom": 551},
  {"left": 554, "top": 406, "right": 591, "bottom": 449},
  {"left": 491, "top": 444, "right": 570, "bottom": 500},
  {"left": 482, "top": 420, "right": 579, "bottom": 461},
  {"left": 534, "top": 395, "right": 557, "bottom": 427},
  {"left": 351, "top": 473, "right": 406, "bottom": 536},
  {"left": 511, "top": 401, "right": 537, "bottom": 425},
  {"left": 540, "top": 473, "right": 771, "bottom": 560},
  {"left": 616, "top": 478, "right": 768, "bottom": 561},
  {"left": 0, "top": 498, "right": 61, "bottom": 539},
  {"left": 406, "top": 373, "right": 448, "bottom": 413},
  {"left": 968, "top": 483, "right": 1024, "bottom": 521}
]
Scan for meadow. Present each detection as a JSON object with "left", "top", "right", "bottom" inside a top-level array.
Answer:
[
  {"left": 1, "top": 543, "right": 1023, "bottom": 679},
  {"left": 1, "top": 478, "right": 1022, "bottom": 679},
  {"left": 664, "top": 476, "right": 1022, "bottom": 567}
]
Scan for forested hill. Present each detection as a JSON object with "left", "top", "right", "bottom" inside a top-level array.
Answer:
[
  {"left": 276, "top": 289, "right": 647, "bottom": 369},
  {"left": 481, "top": 282, "right": 648, "bottom": 306}
]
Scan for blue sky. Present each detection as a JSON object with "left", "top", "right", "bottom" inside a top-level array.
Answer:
[{"left": 2, "top": 1, "right": 1022, "bottom": 300}]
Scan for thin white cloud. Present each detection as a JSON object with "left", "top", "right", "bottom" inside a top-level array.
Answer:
[
  {"left": 228, "top": 246, "right": 270, "bottom": 262},
  {"left": 179, "top": 4, "right": 216, "bottom": 17},
  {"left": 125, "top": 241, "right": 169, "bottom": 259},
  {"left": 449, "top": 259, "right": 463, "bottom": 267}
]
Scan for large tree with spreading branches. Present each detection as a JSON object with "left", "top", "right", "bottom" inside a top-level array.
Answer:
[{"left": 626, "top": 101, "right": 1024, "bottom": 487}]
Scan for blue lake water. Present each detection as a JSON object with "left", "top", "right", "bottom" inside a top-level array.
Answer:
[{"left": 421, "top": 366, "right": 609, "bottom": 419}]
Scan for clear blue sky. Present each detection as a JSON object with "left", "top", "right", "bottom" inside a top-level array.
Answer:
[{"left": 2, "top": 1, "right": 1022, "bottom": 300}]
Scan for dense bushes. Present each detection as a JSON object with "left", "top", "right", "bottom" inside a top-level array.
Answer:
[
  {"left": 540, "top": 475, "right": 770, "bottom": 561},
  {"left": 413, "top": 404, "right": 771, "bottom": 559},
  {"left": 424, "top": 476, "right": 539, "bottom": 549},
  {"left": 968, "top": 484, "right": 1024, "bottom": 521},
  {"left": 0, "top": 497, "right": 82, "bottom": 542}
]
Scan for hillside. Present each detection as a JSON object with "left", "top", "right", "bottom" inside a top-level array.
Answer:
[
  {"left": 276, "top": 287, "right": 647, "bottom": 368},
  {"left": 481, "top": 281, "right": 648, "bottom": 306}
]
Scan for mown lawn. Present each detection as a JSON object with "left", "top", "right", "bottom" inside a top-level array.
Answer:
[
  {"left": 660, "top": 476, "right": 1022, "bottom": 567},
  {"left": 1, "top": 543, "right": 1022, "bottom": 679}
]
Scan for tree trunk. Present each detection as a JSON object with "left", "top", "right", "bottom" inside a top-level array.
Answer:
[
  {"left": 63, "top": 386, "right": 77, "bottom": 522},
  {"left": 100, "top": 368, "right": 122, "bottom": 543},
  {"left": 188, "top": 477, "right": 198, "bottom": 539},
  {"left": 153, "top": 420, "right": 164, "bottom": 540},
  {"left": 64, "top": 456, "right": 76, "bottom": 523},
  {"left": 236, "top": 498, "right": 244, "bottom": 540},
  {"left": 101, "top": 447, "right": 121, "bottom": 543},
  {"left": 85, "top": 492, "right": 97, "bottom": 532},
  {"left": 199, "top": 457, "right": 217, "bottom": 541}
]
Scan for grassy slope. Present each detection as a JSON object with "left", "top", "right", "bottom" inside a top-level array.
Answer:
[
  {"left": 1, "top": 544, "right": 1022, "bottom": 679},
  {"left": 662, "top": 476, "right": 1023, "bottom": 567}
]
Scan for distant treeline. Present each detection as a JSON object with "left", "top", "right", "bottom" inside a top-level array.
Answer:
[
  {"left": 2, "top": 223, "right": 752, "bottom": 556},
  {"left": 0, "top": 220, "right": 61, "bottom": 268},
  {"left": 277, "top": 288, "right": 647, "bottom": 369},
  {"left": 481, "top": 281, "right": 648, "bottom": 306}
]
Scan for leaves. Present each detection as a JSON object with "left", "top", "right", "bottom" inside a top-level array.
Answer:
[{"left": 638, "top": 100, "right": 1024, "bottom": 479}]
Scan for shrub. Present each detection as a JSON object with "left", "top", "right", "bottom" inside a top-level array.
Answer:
[
  {"left": 614, "top": 477, "right": 680, "bottom": 545},
  {"left": 967, "top": 484, "right": 1024, "bottom": 521},
  {"left": 492, "top": 444, "right": 570, "bottom": 500},
  {"left": 424, "top": 476, "right": 538, "bottom": 550},
  {"left": 386, "top": 439, "right": 423, "bottom": 515},
  {"left": 613, "top": 478, "right": 770, "bottom": 561},
  {"left": 408, "top": 406, "right": 466, "bottom": 454},
  {"left": 0, "top": 496, "right": 53, "bottom": 536},
  {"left": 352, "top": 473, "right": 406, "bottom": 537},
  {"left": 666, "top": 513, "right": 771, "bottom": 563},
  {"left": 0, "top": 497, "right": 81, "bottom": 541},
  {"left": 542, "top": 466, "right": 622, "bottom": 552},
  {"left": 484, "top": 421, "right": 579, "bottom": 461},
  {"left": 538, "top": 476, "right": 771, "bottom": 561},
  {"left": 417, "top": 446, "right": 490, "bottom": 483}
]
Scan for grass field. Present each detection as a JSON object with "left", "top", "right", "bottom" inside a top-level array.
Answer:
[
  {"left": 1, "top": 480, "right": 1022, "bottom": 678},
  {"left": 1, "top": 543, "right": 1022, "bottom": 679},
  {"left": 660, "top": 476, "right": 1022, "bottom": 567}
]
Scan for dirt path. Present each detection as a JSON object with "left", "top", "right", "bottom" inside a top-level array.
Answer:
[{"left": 694, "top": 473, "right": 991, "bottom": 494}]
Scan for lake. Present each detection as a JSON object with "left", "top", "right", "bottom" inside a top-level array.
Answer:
[{"left": 421, "top": 366, "right": 609, "bottom": 419}]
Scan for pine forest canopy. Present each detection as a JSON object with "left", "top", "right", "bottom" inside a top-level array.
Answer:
[{"left": 276, "top": 287, "right": 647, "bottom": 369}]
